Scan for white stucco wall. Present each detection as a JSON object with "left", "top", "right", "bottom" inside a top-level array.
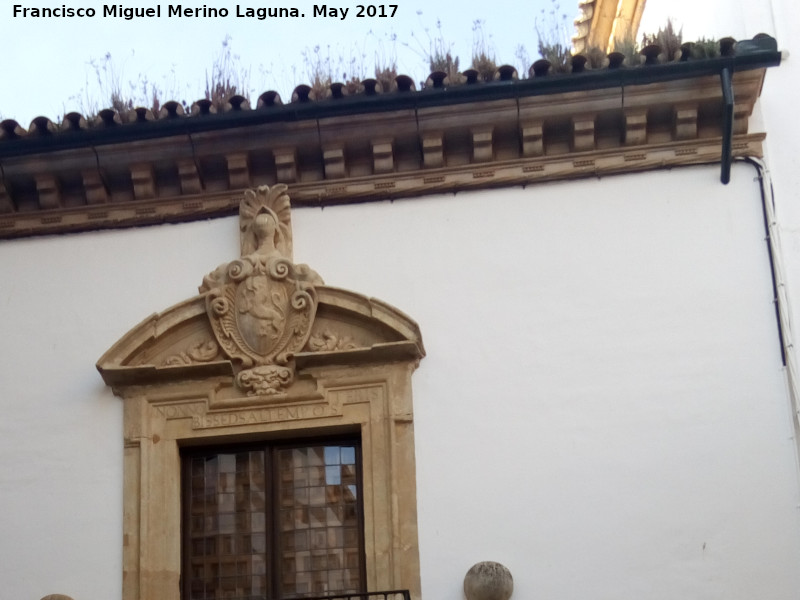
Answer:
[
  {"left": 641, "top": 0, "right": 800, "bottom": 411},
  {"left": 1, "top": 163, "right": 798, "bottom": 600}
]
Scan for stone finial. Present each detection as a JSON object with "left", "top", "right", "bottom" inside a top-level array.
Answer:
[
  {"left": 464, "top": 561, "right": 514, "bottom": 600},
  {"left": 238, "top": 185, "right": 294, "bottom": 259},
  {"left": 40, "top": 595, "right": 74, "bottom": 600}
]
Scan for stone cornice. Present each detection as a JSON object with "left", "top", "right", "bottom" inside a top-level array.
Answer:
[{"left": 0, "top": 62, "right": 774, "bottom": 240}]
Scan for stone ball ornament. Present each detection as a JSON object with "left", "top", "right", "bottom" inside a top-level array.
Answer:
[{"left": 463, "top": 561, "right": 514, "bottom": 600}]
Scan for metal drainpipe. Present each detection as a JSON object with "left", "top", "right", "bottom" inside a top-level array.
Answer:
[
  {"left": 741, "top": 156, "right": 800, "bottom": 471},
  {"left": 720, "top": 68, "right": 734, "bottom": 184}
]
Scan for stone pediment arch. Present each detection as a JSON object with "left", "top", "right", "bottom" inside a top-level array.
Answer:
[
  {"left": 97, "top": 184, "right": 424, "bottom": 394},
  {"left": 96, "top": 185, "right": 424, "bottom": 600},
  {"left": 96, "top": 284, "right": 425, "bottom": 389}
]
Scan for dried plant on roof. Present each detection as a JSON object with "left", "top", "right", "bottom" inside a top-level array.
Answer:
[
  {"left": 372, "top": 32, "right": 399, "bottom": 93},
  {"left": 515, "top": 45, "right": 532, "bottom": 80},
  {"left": 641, "top": 18, "right": 683, "bottom": 62},
  {"left": 374, "top": 65, "right": 398, "bottom": 93},
  {"left": 432, "top": 51, "right": 460, "bottom": 83},
  {"left": 471, "top": 20, "right": 497, "bottom": 81},
  {"left": 67, "top": 51, "right": 189, "bottom": 121},
  {"left": 405, "top": 13, "right": 461, "bottom": 86},
  {"left": 96, "top": 52, "right": 132, "bottom": 113},
  {"left": 68, "top": 52, "right": 128, "bottom": 119},
  {"left": 690, "top": 38, "right": 720, "bottom": 59},
  {"left": 205, "top": 35, "right": 250, "bottom": 110},
  {"left": 35, "top": 16, "right": 730, "bottom": 128},
  {"left": 535, "top": 0, "right": 572, "bottom": 73},
  {"left": 302, "top": 45, "right": 335, "bottom": 99},
  {"left": 301, "top": 41, "right": 378, "bottom": 97},
  {"left": 612, "top": 32, "right": 642, "bottom": 66},
  {"left": 583, "top": 45, "right": 607, "bottom": 69}
]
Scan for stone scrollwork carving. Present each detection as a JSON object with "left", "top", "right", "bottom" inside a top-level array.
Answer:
[
  {"left": 201, "top": 185, "right": 323, "bottom": 394},
  {"left": 162, "top": 339, "right": 220, "bottom": 366},
  {"left": 306, "top": 329, "right": 360, "bottom": 352}
]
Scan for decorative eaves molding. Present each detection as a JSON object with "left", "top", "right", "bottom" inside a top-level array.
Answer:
[{"left": 0, "top": 59, "right": 774, "bottom": 239}]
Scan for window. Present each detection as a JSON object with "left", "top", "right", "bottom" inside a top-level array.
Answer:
[
  {"left": 96, "top": 189, "right": 425, "bottom": 600},
  {"left": 183, "top": 439, "right": 364, "bottom": 600}
]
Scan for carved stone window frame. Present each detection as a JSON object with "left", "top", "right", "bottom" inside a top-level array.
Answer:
[{"left": 97, "top": 186, "right": 425, "bottom": 600}]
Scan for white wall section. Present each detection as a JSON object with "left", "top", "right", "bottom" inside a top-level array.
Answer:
[{"left": 1, "top": 163, "right": 798, "bottom": 600}]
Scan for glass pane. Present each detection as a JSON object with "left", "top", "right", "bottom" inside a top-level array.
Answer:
[
  {"left": 341, "top": 447, "right": 356, "bottom": 465},
  {"left": 309, "top": 486, "right": 325, "bottom": 505},
  {"left": 325, "top": 466, "right": 341, "bottom": 485},
  {"left": 324, "top": 447, "right": 340, "bottom": 465},
  {"left": 341, "top": 464, "right": 356, "bottom": 485},
  {"left": 218, "top": 454, "right": 235, "bottom": 473},
  {"left": 276, "top": 443, "right": 363, "bottom": 599},
  {"left": 184, "top": 449, "right": 267, "bottom": 600},
  {"left": 309, "top": 507, "right": 326, "bottom": 528},
  {"left": 185, "top": 442, "right": 361, "bottom": 600},
  {"left": 308, "top": 466, "right": 325, "bottom": 486}
]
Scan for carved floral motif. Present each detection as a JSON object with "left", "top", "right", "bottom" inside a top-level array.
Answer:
[
  {"left": 162, "top": 339, "right": 220, "bottom": 366},
  {"left": 306, "top": 329, "right": 360, "bottom": 352}
]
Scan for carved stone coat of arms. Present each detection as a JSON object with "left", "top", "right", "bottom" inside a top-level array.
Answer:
[{"left": 200, "top": 185, "right": 322, "bottom": 396}]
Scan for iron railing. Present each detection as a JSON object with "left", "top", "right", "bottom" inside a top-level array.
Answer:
[{"left": 287, "top": 590, "right": 411, "bottom": 600}]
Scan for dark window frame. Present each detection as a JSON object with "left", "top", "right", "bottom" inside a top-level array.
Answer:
[{"left": 181, "top": 435, "right": 366, "bottom": 600}]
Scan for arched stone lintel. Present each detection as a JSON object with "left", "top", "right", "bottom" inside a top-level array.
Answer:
[{"left": 96, "top": 285, "right": 425, "bottom": 389}]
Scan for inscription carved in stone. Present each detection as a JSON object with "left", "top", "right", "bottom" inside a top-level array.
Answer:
[
  {"left": 192, "top": 403, "right": 339, "bottom": 429},
  {"left": 328, "top": 386, "right": 382, "bottom": 405}
]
